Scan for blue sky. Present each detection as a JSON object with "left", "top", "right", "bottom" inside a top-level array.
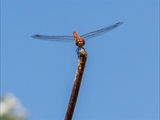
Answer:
[{"left": 1, "top": 0, "right": 159, "bottom": 120}]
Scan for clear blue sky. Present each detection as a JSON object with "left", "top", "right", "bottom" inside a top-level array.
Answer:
[{"left": 1, "top": 0, "right": 159, "bottom": 120}]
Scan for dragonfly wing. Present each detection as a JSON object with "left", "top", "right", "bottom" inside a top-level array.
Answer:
[
  {"left": 31, "top": 34, "right": 74, "bottom": 42},
  {"left": 81, "top": 22, "right": 123, "bottom": 40}
]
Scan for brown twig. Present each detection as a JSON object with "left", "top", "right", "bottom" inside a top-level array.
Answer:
[{"left": 64, "top": 49, "right": 87, "bottom": 120}]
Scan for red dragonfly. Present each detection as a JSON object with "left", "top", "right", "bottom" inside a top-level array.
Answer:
[{"left": 32, "top": 22, "right": 123, "bottom": 51}]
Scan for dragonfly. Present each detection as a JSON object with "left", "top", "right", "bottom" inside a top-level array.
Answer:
[{"left": 31, "top": 22, "right": 123, "bottom": 52}]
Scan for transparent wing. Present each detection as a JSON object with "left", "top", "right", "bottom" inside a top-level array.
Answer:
[
  {"left": 81, "top": 22, "right": 123, "bottom": 40},
  {"left": 31, "top": 34, "right": 74, "bottom": 42}
]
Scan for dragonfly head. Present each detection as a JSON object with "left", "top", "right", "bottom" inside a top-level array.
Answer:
[{"left": 73, "top": 31, "right": 78, "bottom": 38}]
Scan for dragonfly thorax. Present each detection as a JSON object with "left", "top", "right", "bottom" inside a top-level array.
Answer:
[{"left": 74, "top": 36, "right": 85, "bottom": 47}]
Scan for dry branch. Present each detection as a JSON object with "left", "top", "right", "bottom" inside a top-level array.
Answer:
[{"left": 64, "top": 49, "right": 87, "bottom": 120}]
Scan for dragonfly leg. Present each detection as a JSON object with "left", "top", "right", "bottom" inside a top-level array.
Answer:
[
  {"left": 76, "top": 47, "right": 86, "bottom": 57},
  {"left": 76, "top": 47, "right": 81, "bottom": 57},
  {"left": 81, "top": 47, "right": 85, "bottom": 52}
]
